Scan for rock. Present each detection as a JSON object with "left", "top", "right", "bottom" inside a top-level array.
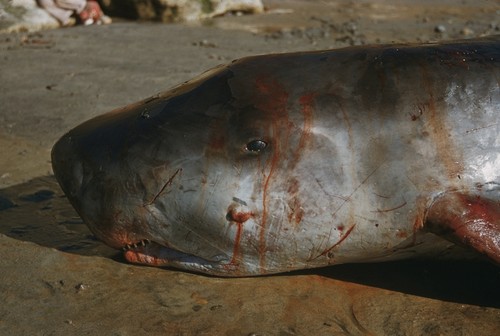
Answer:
[
  {"left": 460, "top": 26, "right": 474, "bottom": 36},
  {"left": 99, "top": 0, "right": 264, "bottom": 22},
  {"left": 0, "top": 0, "right": 59, "bottom": 33},
  {"left": 210, "top": 0, "right": 264, "bottom": 17},
  {"left": 434, "top": 24, "right": 446, "bottom": 33}
]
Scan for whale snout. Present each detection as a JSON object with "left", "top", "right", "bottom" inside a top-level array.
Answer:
[
  {"left": 52, "top": 134, "right": 85, "bottom": 204},
  {"left": 51, "top": 113, "right": 156, "bottom": 249}
]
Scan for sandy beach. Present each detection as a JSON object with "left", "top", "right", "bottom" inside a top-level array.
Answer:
[{"left": 1, "top": 1, "right": 499, "bottom": 334}]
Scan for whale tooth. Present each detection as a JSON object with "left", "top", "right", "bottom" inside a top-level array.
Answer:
[{"left": 122, "top": 240, "right": 150, "bottom": 250}]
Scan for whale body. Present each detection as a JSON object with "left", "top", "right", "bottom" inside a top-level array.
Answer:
[{"left": 52, "top": 37, "right": 500, "bottom": 276}]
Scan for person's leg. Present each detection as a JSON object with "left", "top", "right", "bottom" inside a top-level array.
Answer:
[
  {"left": 39, "top": 0, "right": 111, "bottom": 26},
  {"left": 53, "top": 0, "right": 86, "bottom": 12},
  {"left": 37, "top": 0, "right": 76, "bottom": 26}
]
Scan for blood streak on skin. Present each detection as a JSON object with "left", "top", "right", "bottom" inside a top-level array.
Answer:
[
  {"left": 226, "top": 206, "right": 254, "bottom": 266},
  {"left": 287, "top": 177, "right": 304, "bottom": 226},
  {"left": 253, "top": 75, "right": 289, "bottom": 272},
  {"left": 291, "top": 93, "right": 315, "bottom": 167},
  {"left": 281, "top": 94, "right": 313, "bottom": 226},
  {"left": 411, "top": 196, "right": 427, "bottom": 245},
  {"left": 309, "top": 224, "right": 356, "bottom": 261},
  {"left": 412, "top": 213, "right": 425, "bottom": 245}
]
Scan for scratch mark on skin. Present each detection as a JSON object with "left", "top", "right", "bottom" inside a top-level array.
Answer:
[
  {"left": 199, "top": 172, "right": 223, "bottom": 220},
  {"left": 140, "top": 209, "right": 230, "bottom": 262},
  {"left": 309, "top": 224, "right": 356, "bottom": 261},
  {"left": 315, "top": 178, "right": 350, "bottom": 201},
  {"left": 307, "top": 228, "right": 332, "bottom": 262},
  {"left": 373, "top": 199, "right": 408, "bottom": 213},
  {"left": 182, "top": 227, "right": 230, "bottom": 260},
  {"left": 405, "top": 174, "right": 419, "bottom": 191},
  {"left": 420, "top": 63, "right": 463, "bottom": 180},
  {"left": 331, "top": 165, "right": 381, "bottom": 217},
  {"left": 144, "top": 168, "right": 182, "bottom": 205},
  {"left": 465, "top": 123, "right": 498, "bottom": 134}
]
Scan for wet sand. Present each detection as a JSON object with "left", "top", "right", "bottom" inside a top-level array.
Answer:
[{"left": 1, "top": 1, "right": 499, "bottom": 334}]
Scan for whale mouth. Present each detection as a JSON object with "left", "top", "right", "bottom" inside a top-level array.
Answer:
[
  {"left": 122, "top": 240, "right": 225, "bottom": 270},
  {"left": 122, "top": 239, "right": 152, "bottom": 251}
]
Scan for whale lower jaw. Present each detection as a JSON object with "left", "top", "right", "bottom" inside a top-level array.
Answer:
[{"left": 122, "top": 240, "right": 229, "bottom": 273}]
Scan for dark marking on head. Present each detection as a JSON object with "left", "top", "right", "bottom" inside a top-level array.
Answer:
[
  {"left": 140, "top": 110, "right": 150, "bottom": 119},
  {"left": 396, "top": 230, "right": 408, "bottom": 238},
  {"left": 409, "top": 105, "right": 424, "bottom": 121},
  {"left": 232, "top": 197, "right": 248, "bottom": 206}
]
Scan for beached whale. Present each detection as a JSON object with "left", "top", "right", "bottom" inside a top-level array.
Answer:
[{"left": 52, "top": 37, "right": 500, "bottom": 276}]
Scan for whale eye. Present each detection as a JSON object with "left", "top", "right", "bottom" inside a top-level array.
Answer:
[{"left": 245, "top": 140, "right": 267, "bottom": 153}]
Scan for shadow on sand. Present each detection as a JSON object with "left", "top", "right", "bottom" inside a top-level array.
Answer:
[{"left": 1, "top": 176, "right": 498, "bottom": 308}]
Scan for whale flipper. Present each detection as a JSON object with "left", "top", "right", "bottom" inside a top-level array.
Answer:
[{"left": 426, "top": 192, "right": 500, "bottom": 264}]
